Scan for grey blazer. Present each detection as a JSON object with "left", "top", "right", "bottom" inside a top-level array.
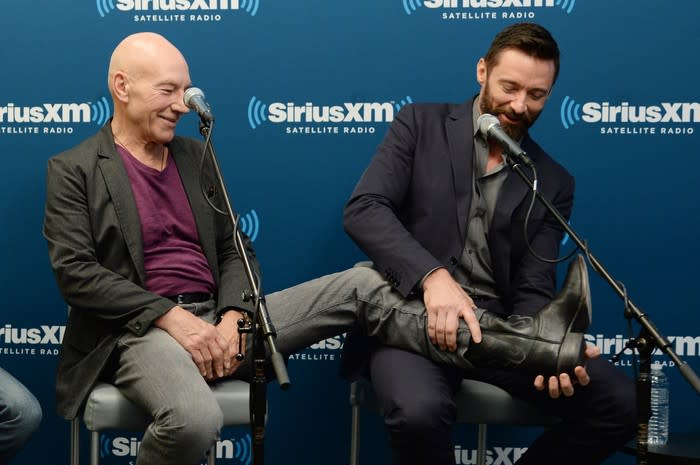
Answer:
[{"left": 43, "top": 123, "right": 257, "bottom": 419}]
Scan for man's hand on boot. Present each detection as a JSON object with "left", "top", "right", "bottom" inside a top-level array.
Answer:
[
  {"left": 533, "top": 344, "right": 600, "bottom": 398},
  {"left": 422, "top": 268, "right": 482, "bottom": 351}
]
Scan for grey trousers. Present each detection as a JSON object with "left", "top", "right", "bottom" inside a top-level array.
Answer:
[
  {"left": 110, "top": 266, "right": 477, "bottom": 465},
  {"left": 270, "top": 265, "right": 480, "bottom": 362},
  {"left": 111, "top": 300, "right": 223, "bottom": 465}
]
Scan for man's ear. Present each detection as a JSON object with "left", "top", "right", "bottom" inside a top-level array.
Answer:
[
  {"left": 111, "top": 71, "right": 129, "bottom": 103},
  {"left": 476, "top": 58, "right": 487, "bottom": 86}
]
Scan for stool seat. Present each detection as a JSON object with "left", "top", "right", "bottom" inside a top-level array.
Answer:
[
  {"left": 72, "top": 379, "right": 252, "bottom": 465},
  {"left": 350, "top": 378, "right": 558, "bottom": 465},
  {"left": 455, "top": 378, "right": 557, "bottom": 426},
  {"left": 83, "top": 379, "right": 251, "bottom": 431}
]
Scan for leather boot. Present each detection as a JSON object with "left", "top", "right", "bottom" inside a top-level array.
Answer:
[{"left": 465, "top": 254, "right": 591, "bottom": 376}]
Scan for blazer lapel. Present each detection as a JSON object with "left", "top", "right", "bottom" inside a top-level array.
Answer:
[
  {"left": 446, "top": 100, "right": 476, "bottom": 241},
  {"left": 96, "top": 125, "right": 147, "bottom": 284}
]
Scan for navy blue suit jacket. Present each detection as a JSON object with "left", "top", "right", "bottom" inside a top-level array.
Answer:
[{"left": 343, "top": 98, "right": 575, "bottom": 317}]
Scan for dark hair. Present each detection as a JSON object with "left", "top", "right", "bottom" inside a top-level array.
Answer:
[{"left": 484, "top": 23, "right": 560, "bottom": 83}]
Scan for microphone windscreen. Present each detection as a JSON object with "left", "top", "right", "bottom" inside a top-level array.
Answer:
[
  {"left": 183, "top": 87, "right": 206, "bottom": 108},
  {"left": 476, "top": 113, "right": 500, "bottom": 137}
]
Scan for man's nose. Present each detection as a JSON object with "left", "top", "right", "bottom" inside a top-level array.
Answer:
[{"left": 510, "top": 92, "right": 528, "bottom": 114}]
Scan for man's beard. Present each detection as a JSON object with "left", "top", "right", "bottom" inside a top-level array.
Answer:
[{"left": 479, "top": 82, "right": 541, "bottom": 141}]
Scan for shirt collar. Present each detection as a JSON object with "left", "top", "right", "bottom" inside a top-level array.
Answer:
[{"left": 472, "top": 97, "right": 485, "bottom": 142}]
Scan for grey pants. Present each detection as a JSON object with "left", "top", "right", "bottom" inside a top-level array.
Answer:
[
  {"left": 270, "top": 265, "right": 480, "bottom": 361},
  {"left": 112, "top": 300, "right": 223, "bottom": 465},
  {"left": 111, "top": 266, "right": 479, "bottom": 465}
]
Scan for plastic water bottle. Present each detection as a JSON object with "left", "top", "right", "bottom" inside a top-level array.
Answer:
[{"left": 648, "top": 362, "right": 669, "bottom": 445}]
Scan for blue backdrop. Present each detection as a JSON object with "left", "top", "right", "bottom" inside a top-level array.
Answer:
[{"left": 0, "top": 1, "right": 698, "bottom": 464}]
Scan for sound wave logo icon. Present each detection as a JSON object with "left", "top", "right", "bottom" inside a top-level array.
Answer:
[
  {"left": 403, "top": 0, "right": 423, "bottom": 15},
  {"left": 99, "top": 434, "right": 111, "bottom": 458},
  {"left": 555, "top": 0, "right": 576, "bottom": 14},
  {"left": 561, "top": 220, "right": 572, "bottom": 246},
  {"left": 241, "top": 0, "right": 260, "bottom": 16},
  {"left": 395, "top": 96, "right": 413, "bottom": 112},
  {"left": 233, "top": 433, "right": 252, "bottom": 465},
  {"left": 91, "top": 97, "right": 112, "bottom": 126},
  {"left": 560, "top": 96, "right": 581, "bottom": 129},
  {"left": 96, "top": 0, "right": 116, "bottom": 17},
  {"left": 238, "top": 209, "right": 260, "bottom": 242},
  {"left": 247, "top": 97, "right": 267, "bottom": 129},
  {"left": 561, "top": 233, "right": 570, "bottom": 246}
]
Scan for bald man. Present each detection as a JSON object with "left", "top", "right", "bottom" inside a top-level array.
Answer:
[
  {"left": 44, "top": 33, "right": 252, "bottom": 465},
  {"left": 44, "top": 32, "right": 602, "bottom": 465}
]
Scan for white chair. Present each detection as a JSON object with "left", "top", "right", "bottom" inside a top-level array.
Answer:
[
  {"left": 70, "top": 379, "right": 252, "bottom": 465},
  {"left": 349, "top": 378, "right": 558, "bottom": 465}
]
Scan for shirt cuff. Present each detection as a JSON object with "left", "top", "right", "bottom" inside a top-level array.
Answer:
[{"left": 416, "top": 266, "right": 446, "bottom": 293}]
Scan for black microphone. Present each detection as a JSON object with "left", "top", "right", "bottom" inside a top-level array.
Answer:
[
  {"left": 184, "top": 87, "right": 214, "bottom": 124},
  {"left": 476, "top": 113, "right": 534, "bottom": 168}
]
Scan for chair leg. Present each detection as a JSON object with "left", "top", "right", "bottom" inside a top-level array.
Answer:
[
  {"left": 476, "top": 424, "right": 487, "bottom": 465},
  {"left": 71, "top": 418, "right": 80, "bottom": 465},
  {"left": 349, "top": 381, "right": 361, "bottom": 465},
  {"left": 208, "top": 444, "right": 216, "bottom": 465},
  {"left": 90, "top": 431, "right": 100, "bottom": 465}
]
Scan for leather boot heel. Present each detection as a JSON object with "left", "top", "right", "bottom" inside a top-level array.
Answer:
[{"left": 557, "top": 331, "right": 586, "bottom": 375}]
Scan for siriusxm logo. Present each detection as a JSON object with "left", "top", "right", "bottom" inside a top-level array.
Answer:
[
  {"left": 0, "top": 324, "right": 65, "bottom": 345},
  {"left": 309, "top": 334, "right": 345, "bottom": 351},
  {"left": 238, "top": 209, "right": 260, "bottom": 242},
  {"left": 403, "top": 0, "right": 575, "bottom": 16},
  {"left": 290, "top": 334, "right": 346, "bottom": 362},
  {"left": 101, "top": 433, "right": 252, "bottom": 464},
  {"left": 96, "top": 0, "right": 260, "bottom": 17},
  {"left": 454, "top": 444, "right": 527, "bottom": 465},
  {"left": 0, "top": 97, "right": 110, "bottom": 125},
  {"left": 561, "top": 96, "right": 700, "bottom": 129},
  {"left": 585, "top": 333, "right": 700, "bottom": 358},
  {"left": 247, "top": 96, "right": 413, "bottom": 130}
]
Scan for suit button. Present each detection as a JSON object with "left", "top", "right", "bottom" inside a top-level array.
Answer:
[
  {"left": 450, "top": 257, "right": 458, "bottom": 265},
  {"left": 134, "top": 322, "right": 142, "bottom": 330}
]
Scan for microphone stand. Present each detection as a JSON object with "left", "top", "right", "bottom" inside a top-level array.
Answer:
[
  {"left": 197, "top": 120, "right": 291, "bottom": 465},
  {"left": 502, "top": 154, "right": 700, "bottom": 465}
]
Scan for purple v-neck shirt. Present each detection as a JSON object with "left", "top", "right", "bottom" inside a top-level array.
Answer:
[{"left": 117, "top": 145, "right": 215, "bottom": 297}]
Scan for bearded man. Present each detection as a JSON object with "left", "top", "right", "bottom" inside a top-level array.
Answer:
[{"left": 341, "top": 22, "right": 636, "bottom": 465}]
